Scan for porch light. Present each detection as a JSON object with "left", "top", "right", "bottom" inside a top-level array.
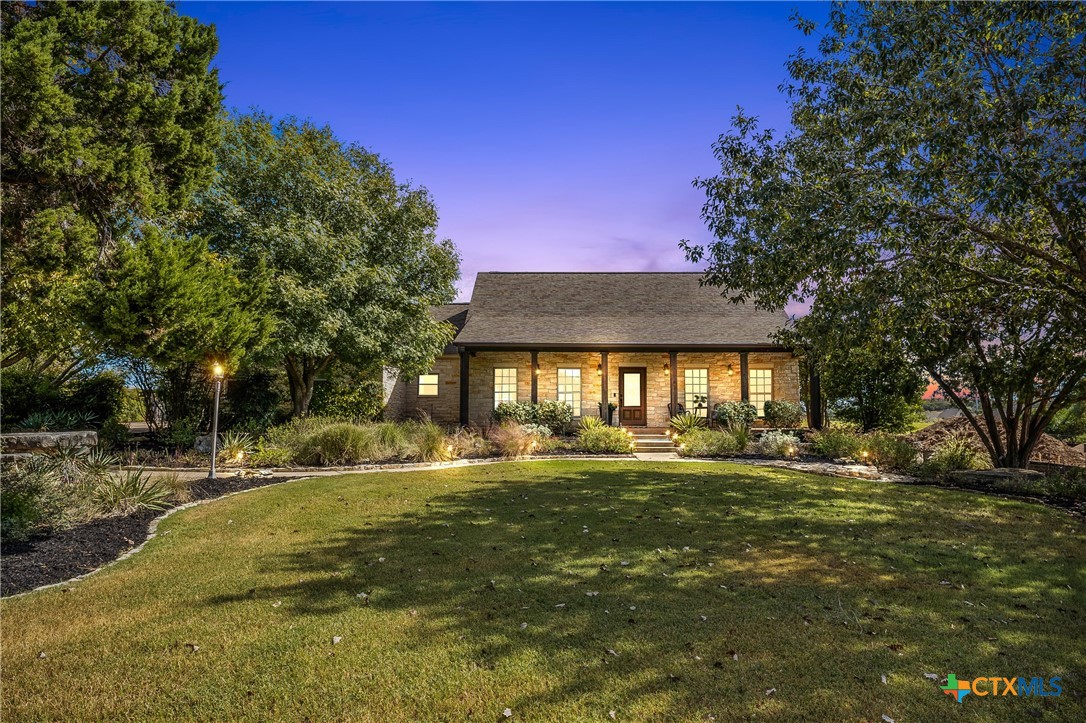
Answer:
[
  {"left": 597, "top": 363, "right": 602, "bottom": 376},
  {"left": 664, "top": 362, "right": 670, "bottom": 376},
  {"left": 727, "top": 364, "right": 734, "bottom": 376}
]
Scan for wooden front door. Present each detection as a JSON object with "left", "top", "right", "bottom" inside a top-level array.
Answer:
[{"left": 619, "top": 367, "right": 647, "bottom": 426}]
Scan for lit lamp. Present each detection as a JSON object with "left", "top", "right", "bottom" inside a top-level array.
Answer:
[
  {"left": 727, "top": 364, "right": 734, "bottom": 376},
  {"left": 596, "top": 363, "right": 602, "bottom": 377},
  {"left": 209, "top": 362, "right": 225, "bottom": 480},
  {"left": 663, "top": 362, "right": 670, "bottom": 376}
]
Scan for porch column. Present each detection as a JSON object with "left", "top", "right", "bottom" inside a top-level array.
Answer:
[
  {"left": 530, "top": 350, "right": 539, "bottom": 403},
  {"left": 600, "top": 351, "right": 609, "bottom": 420},
  {"left": 739, "top": 351, "right": 750, "bottom": 401},
  {"left": 669, "top": 350, "right": 678, "bottom": 417},
  {"left": 809, "top": 369, "right": 824, "bottom": 429},
  {"left": 459, "top": 349, "right": 470, "bottom": 427}
]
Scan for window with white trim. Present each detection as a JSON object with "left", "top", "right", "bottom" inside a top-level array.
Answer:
[
  {"left": 418, "top": 374, "right": 439, "bottom": 396},
  {"left": 749, "top": 368, "right": 773, "bottom": 416},
  {"left": 684, "top": 368, "right": 709, "bottom": 417},
  {"left": 494, "top": 368, "right": 517, "bottom": 408},
  {"left": 557, "top": 368, "right": 581, "bottom": 414}
]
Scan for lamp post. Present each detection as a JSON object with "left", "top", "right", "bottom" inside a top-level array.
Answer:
[{"left": 209, "top": 362, "right": 225, "bottom": 479}]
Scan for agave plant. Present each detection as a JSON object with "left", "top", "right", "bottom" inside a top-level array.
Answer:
[
  {"left": 92, "top": 468, "right": 171, "bottom": 515},
  {"left": 669, "top": 411, "right": 708, "bottom": 435},
  {"left": 218, "top": 431, "right": 255, "bottom": 465}
]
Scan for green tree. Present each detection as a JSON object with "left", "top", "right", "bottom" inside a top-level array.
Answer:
[
  {"left": 684, "top": 3, "right": 1085, "bottom": 467},
  {"left": 84, "top": 227, "right": 271, "bottom": 430},
  {"left": 784, "top": 315, "right": 925, "bottom": 433},
  {"left": 1, "top": 0, "right": 223, "bottom": 366},
  {"left": 192, "top": 113, "right": 460, "bottom": 417}
]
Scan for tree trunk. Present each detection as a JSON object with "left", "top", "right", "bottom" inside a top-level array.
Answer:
[{"left": 284, "top": 353, "right": 333, "bottom": 417}]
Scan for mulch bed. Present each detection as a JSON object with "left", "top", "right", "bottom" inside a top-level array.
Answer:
[
  {"left": 906, "top": 417, "right": 1085, "bottom": 466},
  {"left": 0, "top": 474, "right": 305, "bottom": 598}
]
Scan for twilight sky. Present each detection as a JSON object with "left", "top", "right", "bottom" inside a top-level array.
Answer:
[{"left": 179, "top": 1, "right": 828, "bottom": 307}]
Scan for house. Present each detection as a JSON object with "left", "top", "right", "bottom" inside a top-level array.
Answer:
[{"left": 384, "top": 272, "right": 818, "bottom": 428}]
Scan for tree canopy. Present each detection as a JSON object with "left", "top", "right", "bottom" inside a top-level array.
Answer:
[
  {"left": 1, "top": 0, "right": 223, "bottom": 365},
  {"left": 685, "top": 2, "right": 1085, "bottom": 467},
  {"left": 191, "top": 113, "right": 460, "bottom": 416}
]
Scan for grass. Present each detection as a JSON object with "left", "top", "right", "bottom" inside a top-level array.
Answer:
[{"left": 2, "top": 461, "right": 1083, "bottom": 721}]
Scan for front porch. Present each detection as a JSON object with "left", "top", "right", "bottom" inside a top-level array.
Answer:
[{"left": 455, "top": 346, "right": 820, "bottom": 428}]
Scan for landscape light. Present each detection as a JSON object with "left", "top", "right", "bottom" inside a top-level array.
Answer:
[{"left": 208, "top": 361, "right": 226, "bottom": 479}]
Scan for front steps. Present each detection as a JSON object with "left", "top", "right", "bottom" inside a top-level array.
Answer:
[{"left": 626, "top": 427, "right": 677, "bottom": 453}]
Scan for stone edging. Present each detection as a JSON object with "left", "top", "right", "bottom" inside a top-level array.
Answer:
[{"left": 4, "top": 455, "right": 912, "bottom": 600}]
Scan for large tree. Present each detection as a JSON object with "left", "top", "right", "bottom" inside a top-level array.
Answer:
[
  {"left": 192, "top": 113, "right": 460, "bottom": 417},
  {"left": 782, "top": 313, "right": 926, "bottom": 433},
  {"left": 1, "top": 0, "right": 222, "bottom": 366},
  {"left": 685, "top": 2, "right": 1085, "bottom": 467},
  {"left": 83, "top": 227, "right": 271, "bottom": 430}
]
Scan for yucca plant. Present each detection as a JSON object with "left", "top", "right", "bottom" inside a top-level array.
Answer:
[
  {"left": 218, "top": 431, "right": 255, "bottom": 465},
  {"left": 578, "top": 416, "right": 607, "bottom": 431},
  {"left": 77, "top": 449, "right": 119, "bottom": 486},
  {"left": 92, "top": 468, "right": 171, "bottom": 515},
  {"left": 669, "top": 412, "right": 707, "bottom": 435}
]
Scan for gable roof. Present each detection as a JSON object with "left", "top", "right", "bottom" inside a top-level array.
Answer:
[
  {"left": 452, "top": 272, "right": 789, "bottom": 349},
  {"left": 431, "top": 303, "right": 470, "bottom": 354}
]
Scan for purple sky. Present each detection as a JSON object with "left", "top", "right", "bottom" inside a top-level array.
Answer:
[{"left": 179, "top": 1, "right": 827, "bottom": 312}]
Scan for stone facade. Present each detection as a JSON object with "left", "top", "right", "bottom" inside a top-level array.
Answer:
[{"left": 385, "top": 350, "right": 801, "bottom": 428}]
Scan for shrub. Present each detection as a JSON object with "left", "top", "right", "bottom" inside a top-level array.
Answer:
[
  {"left": 403, "top": 420, "right": 454, "bottom": 462},
  {"left": 756, "top": 430, "right": 801, "bottom": 457},
  {"left": 763, "top": 400, "right": 805, "bottom": 428},
  {"left": 576, "top": 425, "right": 633, "bottom": 454},
  {"left": 521, "top": 423, "right": 553, "bottom": 438},
  {"left": 372, "top": 422, "right": 408, "bottom": 458},
  {"left": 449, "top": 428, "right": 494, "bottom": 458},
  {"left": 492, "top": 401, "right": 574, "bottom": 433},
  {"left": 66, "top": 373, "right": 125, "bottom": 428},
  {"left": 98, "top": 418, "right": 131, "bottom": 449},
  {"left": 676, "top": 428, "right": 742, "bottom": 457},
  {"left": 714, "top": 401, "right": 758, "bottom": 431},
  {"left": 250, "top": 445, "right": 293, "bottom": 468},
  {"left": 309, "top": 375, "right": 384, "bottom": 421},
  {"left": 865, "top": 431, "right": 919, "bottom": 471},
  {"left": 92, "top": 469, "right": 171, "bottom": 516},
  {"left": 919, "top": 436, "right": 982, "bottom": 477},
  {"left": 0, "top": 457, "right": 71, "bottom": 541},
  {"left": 670, "top": 412, "right": 707, "bottom": 435},
  {"left": 490, "top": 423, "right": 537, "bottom": 458},
  {"left": 534, "top": 400, "right": 574, "bottom": 433},
  {"left": 297, "top": 423, "right": 372, "bottom": 465},
  {"left": 492, "top": 401, "right": 534, "bottom": 425},
  {"left": 811, "top": 426, "right": 864, "bottom": 459}
]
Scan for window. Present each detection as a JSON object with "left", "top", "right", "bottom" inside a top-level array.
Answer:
[
  {"left": 418, "top": 374, "right": 439, "bottom": 396},
  {"left": 557, "top": 368, "right": 581, "bottom": 414},
  {"left": 684, "top": 369, "right": 709, "bottom": 417},
  {"left": 494, "top": 368, "right": 517, "bottom": 408},
  {"left": 749, "top": 369, "right": 773, "bottom": 416}
]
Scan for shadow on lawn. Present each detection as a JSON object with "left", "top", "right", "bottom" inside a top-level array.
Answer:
[{"left": 207, "top": 464, "right": 1085, "bottom": 719}]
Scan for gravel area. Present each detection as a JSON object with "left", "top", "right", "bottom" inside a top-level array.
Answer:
[{"left": 1, "top": 474, "right": 305, "bottom": 597}]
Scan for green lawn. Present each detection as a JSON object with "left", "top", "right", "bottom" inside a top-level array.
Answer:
[{"left": 2, "top": 461, "right": 1083, "bottom": 721}]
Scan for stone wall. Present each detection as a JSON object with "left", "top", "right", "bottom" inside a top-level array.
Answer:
[{"left": 385, "top": 355, "right": 462, "bottom": 426}]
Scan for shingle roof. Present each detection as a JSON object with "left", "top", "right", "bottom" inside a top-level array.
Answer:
[
  {"left": 431, "top": 303, "right": 470, "bottom": 354},
  {"left": 451, "top": 272, "right": 789, "bottom": 348}
]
